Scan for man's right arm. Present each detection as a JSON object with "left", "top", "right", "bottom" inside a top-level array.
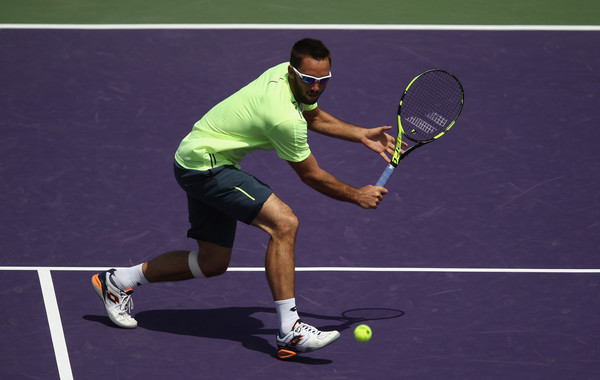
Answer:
[{"left": 287, "top": 153, "right": 387, "bottom": 209}]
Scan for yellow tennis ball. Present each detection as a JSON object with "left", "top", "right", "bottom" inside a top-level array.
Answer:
[{"left": 354, "top": 324, "right": 372, "bottom": 342}]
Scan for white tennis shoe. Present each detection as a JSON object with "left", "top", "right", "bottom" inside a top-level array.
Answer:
[
  {"left": 92, "top": 269, "right": 137, "bottom": 329},
  {"left": 276, "top": 319, "right": 340, "bottom": 359}
]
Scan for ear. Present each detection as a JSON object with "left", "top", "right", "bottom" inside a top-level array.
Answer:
[{"left": 287, "top": 65, "right": 295, "bottom": 78}]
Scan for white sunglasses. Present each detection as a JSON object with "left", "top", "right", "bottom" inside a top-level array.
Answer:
[{"left": 291, "top": 66, "right": 332, "bottom": 84}]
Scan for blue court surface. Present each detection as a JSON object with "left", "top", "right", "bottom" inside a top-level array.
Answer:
[{"left": 1, "top": 26, "right": 599, "bottom": 379}]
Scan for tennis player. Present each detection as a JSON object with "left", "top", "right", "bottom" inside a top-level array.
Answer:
[{"left": 92, "top": 38, "right": 396, "bottom": 359}]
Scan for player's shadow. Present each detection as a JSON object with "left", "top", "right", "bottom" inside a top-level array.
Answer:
[
  {"left": 85, "top": 306, "right": 326, "bottom": 364},
  {"left": 84, "top": 306, "right": 404, "bottom": 364},
  {"left": 135, "top": 307, "right": 285, "bottom": 359}
]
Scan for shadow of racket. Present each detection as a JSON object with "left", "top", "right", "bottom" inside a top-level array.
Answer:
[{"left": 301, "top": 307, "right": 405, "bottom": 332}]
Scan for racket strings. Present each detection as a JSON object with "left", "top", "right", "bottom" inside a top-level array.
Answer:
[{"left": 400, "top": 70, "right": 463, "bottom": 142}]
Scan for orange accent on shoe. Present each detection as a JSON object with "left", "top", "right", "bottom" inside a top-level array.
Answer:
[
  {"left": 92, "top": 274, "right": 102, "bottom": 289},
  {"left": 105, "top": 291, "right": 119, "bottom": 305},
  {"left": 288, "top": 335, "right": 304, "bottom": 348},
  {"left": 277, "top": 349, "right": 298, "bottom": 360}
]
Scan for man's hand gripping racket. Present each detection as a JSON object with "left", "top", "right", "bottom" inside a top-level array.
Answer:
[{"left": 376, "top": 69, "right": 465, "bottom": 187}]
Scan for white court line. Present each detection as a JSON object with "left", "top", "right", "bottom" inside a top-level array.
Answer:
[
  {"left": 0, "top": 23, "right": 599, "bottom": 31},
  {"left": 2, "top": 266, "right": 599, "bottom": 273},
  {"left": 37, "top": 269, "right": 74, "bottom": 380}
]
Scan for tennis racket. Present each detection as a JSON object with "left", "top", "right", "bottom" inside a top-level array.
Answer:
[{"left": 376, "top": 69, "right": 464, "bottom": 187}]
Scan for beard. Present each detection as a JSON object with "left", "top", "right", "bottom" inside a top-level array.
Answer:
[{"left": 290, "top": 78, "right": 326, "bottom": 105}]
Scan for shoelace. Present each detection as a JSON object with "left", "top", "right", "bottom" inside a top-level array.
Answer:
[
  {"left": 107, "top": 272, "right": 134, "bottom": 316},
  {"left": 297, "top": 322, "right": 320, "bottom": 335},
  {"left": 118, "top": 291, "right": 134, "bottom": 315}
]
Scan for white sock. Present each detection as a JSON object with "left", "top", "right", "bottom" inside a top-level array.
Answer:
[
  {"left": 112, "top": 264, "right": 148, "bottom": 290},
  {"left": 274, "top": 298, "right": 299, "bottom": 336}
]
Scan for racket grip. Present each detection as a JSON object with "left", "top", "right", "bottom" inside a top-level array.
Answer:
[{"left": 375, "top": 164, "right": 395, "bottom": 187}]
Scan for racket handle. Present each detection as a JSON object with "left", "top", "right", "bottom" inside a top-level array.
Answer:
[{"left": 375, "top": 164, "right": 395, "bottom": 187}]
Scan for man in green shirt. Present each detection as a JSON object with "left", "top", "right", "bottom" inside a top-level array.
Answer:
[{"left": 92, "top": 38, "right": 398, "bottom": 359}]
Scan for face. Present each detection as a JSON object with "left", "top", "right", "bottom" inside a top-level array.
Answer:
[{"left": 288, "top": 57, "right": 331, "bottom": 105}]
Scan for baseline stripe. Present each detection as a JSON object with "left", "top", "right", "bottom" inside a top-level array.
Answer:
[
  {"left": 1, "top": 266, "right": 599, "bottom": 273},
  {"left": 0, "top": 24, "right": 599, "bottom": 31},
  {"left": 38, "top": 269, "right": 73, "bottom": 380},
  {"left": 232, "top": 267, "right": 600, "bottom": 273}
]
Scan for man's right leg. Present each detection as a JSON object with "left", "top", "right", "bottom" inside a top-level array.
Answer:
[
  {"left": 92, "top": 241, "right": 231, "bottom": 328},
  {"left": 93, "top": 164, "right": 240, "bottom": 328}
]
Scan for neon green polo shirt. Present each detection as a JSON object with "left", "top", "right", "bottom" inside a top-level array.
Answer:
[{"left": 174, "top": 62, "right": 316, "bottom": 171}]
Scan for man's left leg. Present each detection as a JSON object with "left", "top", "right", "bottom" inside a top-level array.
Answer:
[{"left": 251, "top": 193, "right": 340, "bottom": 359}]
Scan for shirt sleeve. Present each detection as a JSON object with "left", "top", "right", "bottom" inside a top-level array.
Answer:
[{"left": 267, "top": 119, "right": 311, "bottom": 162}]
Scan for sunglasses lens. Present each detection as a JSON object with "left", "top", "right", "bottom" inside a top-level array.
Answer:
[
  {"left": 301, "top": 76, "right": 317, "bottom": 84},
  {"left": 318, "top": 77, "right": 330, "bottom": 84}
]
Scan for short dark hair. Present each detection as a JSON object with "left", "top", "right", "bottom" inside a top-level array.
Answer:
[{"left": 290, "top": 38, "right": 331, "bottom": 69}]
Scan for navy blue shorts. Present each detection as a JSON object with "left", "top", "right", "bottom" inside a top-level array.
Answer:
[{"left": 174, "top": 162, "right": 273, "bottom": 248}]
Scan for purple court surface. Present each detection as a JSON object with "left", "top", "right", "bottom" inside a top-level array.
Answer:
[{"left": 1, "top": 28, "right": 599, "bottom": 379}]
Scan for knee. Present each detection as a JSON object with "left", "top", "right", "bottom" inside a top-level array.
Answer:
[
  {"left": 200, "top": 255, "right": 229, "bottom": 277},
  {"left": 202, "top": 264, "right": 228, "bottom": 278},
  {"left": 271, "top": 209, "right": 299, "bottom": 239},
  {"left": 194, "top": 243, "right": 231, "bottom": 278},
  {"left": 252, "top": 194, "right": 299, "bottom": 241}
]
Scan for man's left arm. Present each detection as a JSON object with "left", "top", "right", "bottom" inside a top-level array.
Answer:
[{"left": 304, "top": 107, "right": 400, "bottom": 163}]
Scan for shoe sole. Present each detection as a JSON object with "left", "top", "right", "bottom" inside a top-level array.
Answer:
[{"left": 277, "top": 348, "right": 298, "bottom": 359}]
